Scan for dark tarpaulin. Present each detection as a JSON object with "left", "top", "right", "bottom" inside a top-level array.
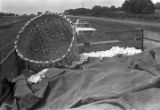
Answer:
[{"left": 1, "top": 48, "right": 160, "bottom": 110}]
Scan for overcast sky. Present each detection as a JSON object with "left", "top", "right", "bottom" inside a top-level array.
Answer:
[{"left": 1, "top": 0, "right": 159, "bottom": 14}]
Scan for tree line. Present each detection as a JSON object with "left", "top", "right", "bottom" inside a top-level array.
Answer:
[
  {"left": 64, "top": 6, "right": 121, "bottom": 16},
  {"left": 64, "top": 0, "right": 160, "bottom": 15},
  {"left": 0, "top": 12, "right": 19, "bottom": 17},
  {"left": 0, "top": 11, "right": 43, "bottom": 18},
  {"left": 155, "top": 2, "right": 160, "bottom": 10}
]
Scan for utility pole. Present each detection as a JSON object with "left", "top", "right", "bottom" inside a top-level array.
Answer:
[{"left": 82, "top": 0, "right": 84, "bottom": 8}]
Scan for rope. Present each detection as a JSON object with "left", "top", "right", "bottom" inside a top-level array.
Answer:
[{"left": 0, "top": 49, "right": 15, "bottom": 64}]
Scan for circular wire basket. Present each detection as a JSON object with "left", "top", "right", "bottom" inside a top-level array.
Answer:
[{"left": 15, "top": 12, "right": 79, "bottom": 72}]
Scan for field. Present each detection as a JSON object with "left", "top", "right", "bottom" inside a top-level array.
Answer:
[
  {"left": 1, "top": 15, "right": 160, "bottom": 61},
  {"left": 0, "top": 16, "right": 31, "bottom": 61}
]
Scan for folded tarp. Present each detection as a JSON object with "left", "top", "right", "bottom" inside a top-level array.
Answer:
[{"left": 1, "top": 48, "right": 160, "bottom": 110}]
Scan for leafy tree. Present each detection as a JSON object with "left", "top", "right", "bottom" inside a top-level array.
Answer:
[
  {"left": 92, "top": 5, "right": 103, "bottom": 16},
  {"left": 110, "top": 5, "right": 116, "bottom": 11},
  {"left": 122, "top": 0, "right": 155, "bottom": 14},
  {"left": 37, "top": 11, "right": 42, "bottom": 16},
  {"left": 155, "top": 2, "right": 160, "bottom": 10}
]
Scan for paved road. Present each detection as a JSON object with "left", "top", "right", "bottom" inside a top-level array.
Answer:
[{"left": 71, "top": 15, "right": 160, "bottom": 28}]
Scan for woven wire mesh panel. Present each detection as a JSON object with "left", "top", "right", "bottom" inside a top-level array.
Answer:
[{"left": 15, "top": 12, "right": 79, "bottom": 72}]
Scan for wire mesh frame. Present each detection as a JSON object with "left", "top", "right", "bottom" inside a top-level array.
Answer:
[{"left": 14, "top": 12, "right": 79, "bottom": 71}]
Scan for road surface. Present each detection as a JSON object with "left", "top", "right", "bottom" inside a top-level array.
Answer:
[{"left": 70, "top": 15, "right": 160, "bottom": 28}]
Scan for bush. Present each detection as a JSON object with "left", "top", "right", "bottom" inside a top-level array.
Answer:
[
  {"left": 155, "top": 2, "right": 160, "bottom": 10},
  {"left": 122, "top": 0, "right": 155, "bottom": 14}
]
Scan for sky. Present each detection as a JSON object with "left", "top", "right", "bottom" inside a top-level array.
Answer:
[{"left": 1, "top": 0, "right": 160, "bottom": 14}]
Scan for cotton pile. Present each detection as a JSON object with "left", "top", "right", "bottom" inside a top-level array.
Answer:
[
  {"left": 80, "top": 46, "right": 142, "bottom": 60},
  {"left": 28, "top": 69, "right": 48, "bottom": 83}
]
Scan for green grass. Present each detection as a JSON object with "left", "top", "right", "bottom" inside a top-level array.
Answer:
[
  {"left": 155, "top": 10, "right": 160, "bottom": 14},
  {"left": 85, "top": 17, "right": 160, "bottom": 41},
  {"left": 0, "top": 16, "right": 31, "bottom": 60},
  {"left": 0, "top": 16, "right": 27, "bottom": 24}
]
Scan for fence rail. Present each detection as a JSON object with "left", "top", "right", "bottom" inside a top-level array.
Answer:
[
  {"left": 144, "top": 38, "right": 160, "bottom": 43},
  {"left": 78, "top": 29, "right": 144, "bottom": 53}
]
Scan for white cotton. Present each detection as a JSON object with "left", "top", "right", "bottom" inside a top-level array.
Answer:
[
  {"left": 37, "top": 69, "right": 49, "bottom": 76},
  {"left": 28, "top": 68, "right": 49, "bottom": 83},
  {"left": 28, "top": 74, "right": 42, "bottom": 83},
  {"left": 80, "top": 46, "right": 142, "bottom": 60}
]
